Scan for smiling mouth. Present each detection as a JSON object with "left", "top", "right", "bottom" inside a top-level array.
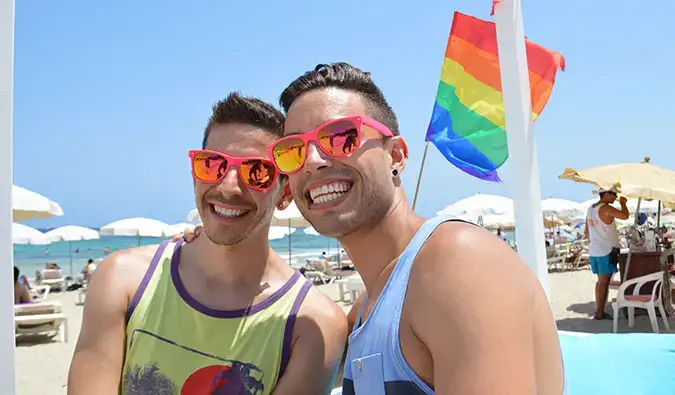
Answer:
[
  {"left": 306, "top": 181, "right": 353, "bottom": 205},
  {"left": 210, "top": 204, "right": 250, "bottom": 220}
]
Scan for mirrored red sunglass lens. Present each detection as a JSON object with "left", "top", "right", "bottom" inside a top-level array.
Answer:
[
  {"left": 241, "top": 160, "right": 276, "bottom": 189},
  {"left": 273, "top": 138, "right": 305, "bottom": 172},
  {"left": 318, "top": 120, "right": 359, "bottom": 155},
  {"left": 193, "top": 152, "right": 227, "bottom": 181}
]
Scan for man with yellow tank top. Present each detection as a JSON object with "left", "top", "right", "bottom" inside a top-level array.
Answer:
[{"left": 68, "top": 93, "right": 347, "bottom": 395}]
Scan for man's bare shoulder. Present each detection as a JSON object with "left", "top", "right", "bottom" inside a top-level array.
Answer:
[
  {"left": 409, "top": 221, "right": 538, "bottom": 304},
  {"left": 297, "top": 285, "right": 347, "bottom": 327},
  {"left": 94, "top": 244, "right": 163, "bottom": 298},
  {"left": 293, "top": 284, "right": 347, "bottom": 345}
]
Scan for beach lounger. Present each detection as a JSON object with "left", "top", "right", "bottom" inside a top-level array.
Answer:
[
  {"left": 37, "top": 269, "right": 66, "bottom": 291},
  {"left": 75, "top": 286, "right": 87, "bottom": 306},
  {"left": 14, "top": 301, "right": 68, "bottom": 343},
  {"left": 336, "top": 277, "right": 364, "bottom": 303},
  {"left": 30, "top": 285, "right": 51, "bottom": 301}
]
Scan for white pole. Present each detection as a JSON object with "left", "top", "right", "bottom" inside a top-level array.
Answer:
[
  {"left": 0, "top": 0, "right": 16, "bottom": 391},
  {"left": 493, "top": 0, "right": 550, "bottom": 299}
]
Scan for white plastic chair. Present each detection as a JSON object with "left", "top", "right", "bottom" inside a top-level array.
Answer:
[{"left": 612, "top": 271, "right": 671, "bottom": 334}]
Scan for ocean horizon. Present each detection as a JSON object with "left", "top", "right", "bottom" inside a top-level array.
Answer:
[{"left": 14, "top": 228, "right": 342, "bottom": 278}]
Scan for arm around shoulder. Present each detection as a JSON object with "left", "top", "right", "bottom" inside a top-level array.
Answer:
[
  {"left": 408, "top": 223, "right": 540, "bottom": 395},
  {"left": 68, "top": 246, "right": 155, "bottom": 395},
  {"left": 272, "top": 287, "right": 348, "bottom": 395}
]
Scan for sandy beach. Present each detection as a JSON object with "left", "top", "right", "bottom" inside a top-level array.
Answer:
[{"left": 14, "top": 267, "right": 675, "bottom": 394}]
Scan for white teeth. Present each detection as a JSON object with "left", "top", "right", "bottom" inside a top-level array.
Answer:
[
  {"left": 308, "top": 182, "right": 352, "bottom": 204},
  {"left": 213, "top": 205, "right": 248, "bottom": 218}
]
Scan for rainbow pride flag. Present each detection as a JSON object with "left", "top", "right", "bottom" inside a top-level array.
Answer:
[{"left": 425, "top": 11, "right": 565, "bottom": 182}]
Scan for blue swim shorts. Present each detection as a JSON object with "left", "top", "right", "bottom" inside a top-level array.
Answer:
[{"left": 589, "top": 249, "right": 619, "bottom": 275}]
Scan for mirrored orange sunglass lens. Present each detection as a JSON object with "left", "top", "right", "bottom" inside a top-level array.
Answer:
[
  {"left": 240, "top": 160, "right": 277, "bottom": 190},
  {"left": 273, "top": 138, "right": 306, "bottom": 173},
  {"left": 193, "top": 152, "right": 227, "bottom": 182},
  {"left": 317, "top": 119, "right": 359, "bottom": 155}
]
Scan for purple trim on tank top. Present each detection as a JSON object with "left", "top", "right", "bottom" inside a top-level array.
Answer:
[
  {"left": 278, "top": 279, "right": 312, "bottom": 379},
  {"left": 125, "top": 240, "right": 171, "bottom": 325},
  {"left": 170, "top": 240, "right": 303, "bottom": 318}
]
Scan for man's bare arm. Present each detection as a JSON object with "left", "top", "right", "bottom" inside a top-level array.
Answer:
[
  {"left": 409, "top": 223, "right": 544, "bottom": 395},
  {"left": 601, "top": 198, "right": 629, "bottom": 220},
  {"left": 272, "top": 287, "right": 348, "bottom": 395},
  {"left": 68, "top": 247, "right": 154, "bottom": 395}
]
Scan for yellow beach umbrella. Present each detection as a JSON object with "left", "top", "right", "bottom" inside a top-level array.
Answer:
[{"left": 559, "top": 157, "right": 675, "bottom": 204}]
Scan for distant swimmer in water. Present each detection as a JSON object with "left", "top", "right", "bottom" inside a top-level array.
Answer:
[{"left": 103, "top": 247, "right": 110, "bottom": 255}]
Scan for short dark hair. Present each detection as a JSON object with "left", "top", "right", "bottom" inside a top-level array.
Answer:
[
  {"left": 279, "top": 62, "right": 399, "bottom": 136},
  {"left": 14, "top": 266, "right": 19, "bottom": 283},
  {"left": 203, "top": 92, "right": 285, "bottom": 148}
]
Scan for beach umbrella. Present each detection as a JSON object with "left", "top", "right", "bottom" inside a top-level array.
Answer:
[
  {"left": 12, "top": 223, "right": 50, "bottom": 245},
  {"left": 165, "top": 222, "right": 196, "bottom": 237},
  {"left": 44, "top": 225, "right": 100, "bottom": 276},
  {"left": 12, "top": 184, "right": 63, "bottom": 221},
  {"left": 436, "top": 193, "right": 514, "bottom": 218},
  {"left": 99, "top": 217, "right": 170, "bottom": 246},
  {"left": 269, "top": 226, "right": 294, "bottom": 241},
  {"left": 559, "top": 158, "right": 675, "bottom": 203},
  {"left": 272, "top": 202, "right": 310, "bottom": 263},
  {"left": 187, "top": 208, "right": 200, "bottom": 223},
  {"left": 541, "top": 198, "right": 584, "bottom": 220}
]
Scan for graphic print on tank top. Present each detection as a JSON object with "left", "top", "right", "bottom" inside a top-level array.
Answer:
[{"left": 124, "top": 329, "right": 265, "bottom": 394}]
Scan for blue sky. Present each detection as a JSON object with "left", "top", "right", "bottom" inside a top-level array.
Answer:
[{"left": 13, "top": 0, "right": 674, "bottom": 228}]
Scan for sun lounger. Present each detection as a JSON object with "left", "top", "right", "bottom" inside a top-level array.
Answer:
[
  {"left": 14, "top": 301, "right": 68, "bottom": 343},
  {"left": 30, "top": 285, "right": 50, "bottom": 301},
  {"left": 36, "top": 269, "right": 66, "bottom": 291}
]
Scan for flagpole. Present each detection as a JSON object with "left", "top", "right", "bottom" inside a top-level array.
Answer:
[
  {"left": 493, "top": 0, "right": 550, "bottom": 299},
  {"left": 412, "top": 141, "right": 430, "bottom": 211},
  {"left": 0, "top": 0, "right": 17, "bottom": 391}
]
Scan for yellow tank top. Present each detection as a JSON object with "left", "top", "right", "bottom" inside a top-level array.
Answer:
[{"left": 122, "top": 240, "right": 311, "bottom": 395}]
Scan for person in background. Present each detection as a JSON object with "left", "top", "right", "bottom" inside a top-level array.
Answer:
[
  {"left": 14, "top": 266, "right": 31, "bottom": 304},
  {"left": 585, "top": 186, "right": 629, "bottom": 320},
  {"left": 81, "top": 259, "right": 98, "bottom": 284}
]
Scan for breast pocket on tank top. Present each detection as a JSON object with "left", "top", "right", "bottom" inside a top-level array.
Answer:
[{"left": 351, "top": 353, "right": 386, "bottom": 395}]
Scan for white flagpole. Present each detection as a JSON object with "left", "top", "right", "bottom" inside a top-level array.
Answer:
[
  {"left": 493, "top": 0, "right": 550, "bottom": 299},
  {"left": 0, "top": 0, "right": 16, "bottom": 392}
]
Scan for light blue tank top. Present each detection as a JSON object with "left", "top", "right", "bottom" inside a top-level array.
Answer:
[{"left": 341, "top": 216, "right": 569, "bottom": 395}]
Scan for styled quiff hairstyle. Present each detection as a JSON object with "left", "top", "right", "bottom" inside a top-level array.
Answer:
[
  {"left": 202, "top": 92, "right": 285, "bottom": 148},
  {"left": 279, "top": 62, "right": 399, "bottom": 136}
]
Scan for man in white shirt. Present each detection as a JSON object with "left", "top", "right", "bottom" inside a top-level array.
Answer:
[{"left": 585, "top": 186, "right": 629, "bottom": 320}]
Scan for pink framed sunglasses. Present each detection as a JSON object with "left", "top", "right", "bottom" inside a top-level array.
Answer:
[
  {"left": 268, "top": 115, "right": 394, "bottom": 174},
  {"left": 188, "top": 149, "right": 278, "bottom": 191}
]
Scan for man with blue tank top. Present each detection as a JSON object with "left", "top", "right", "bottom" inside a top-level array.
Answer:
[
  {"left": 274, "top": 63, "right": 567, "bottom": 394},
  {"left": 68, "top": 93, "right": 347, "bottom": 394}
]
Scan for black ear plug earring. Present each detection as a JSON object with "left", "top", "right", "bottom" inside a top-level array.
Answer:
[{"left": 392, "top": 169, "right": 399, "bottom": 176}]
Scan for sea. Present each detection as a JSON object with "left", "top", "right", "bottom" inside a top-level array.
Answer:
[{"left": 14, "top": 229, "right": 341, "bottom": 278}]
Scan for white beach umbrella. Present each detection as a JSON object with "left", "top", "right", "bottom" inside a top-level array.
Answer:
[
  {"left": 12, "top": 184, "right": 63, "bottom": 221},
  {"left": 99, "top": 217, "right": 170, "bottom": 245},
  {"left": 12, "top": 223, "right": 50, "bottom": 245},
  {"left": 269, "top": 226, "right": 294, "bottom": 240},
  {"left": 165, "top": 222, "right": 196, "bottom": 237},
  {"left": 44, "top": 225, "right": 100, "bottom": 276},
  {"left": 436, "top": 193, "right": 514, "bottom": 218},
  {"left": 303, "top": 227, "right": 320, "bottom": 236},
  {"left": 272, "top": 202, "right": 310, "bottom": 263},
  {"left": 187, "top": 208, "right": 201, "bottom": 223},
  {"left": 541, "top": 198, "right": 584, "bottom": 219}
]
